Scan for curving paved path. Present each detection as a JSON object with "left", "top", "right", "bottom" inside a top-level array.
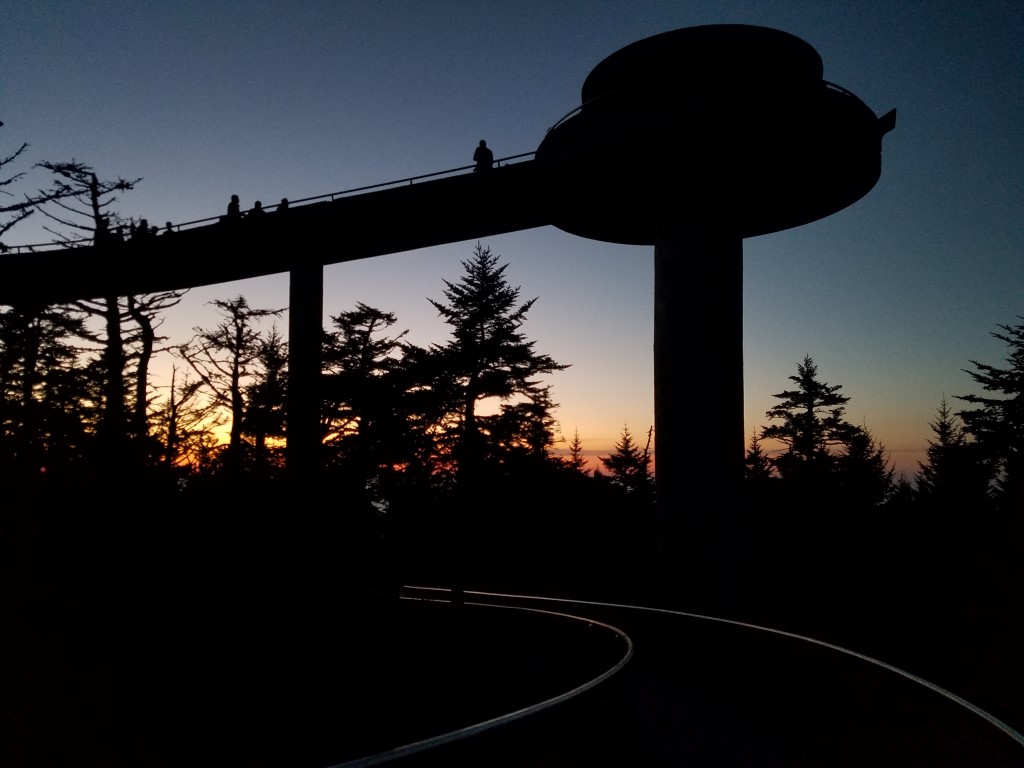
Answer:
[{"left": 375, "top": 588, "right": 1024, "bottom": 767}]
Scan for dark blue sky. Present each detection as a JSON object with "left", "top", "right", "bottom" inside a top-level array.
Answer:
[{"left": 4, "top": 1, "right": 1022, "bottom": 473}]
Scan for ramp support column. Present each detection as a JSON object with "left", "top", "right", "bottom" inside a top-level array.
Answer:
[{"left": 288, "top": 263, "right": 324, "bottom": 481}]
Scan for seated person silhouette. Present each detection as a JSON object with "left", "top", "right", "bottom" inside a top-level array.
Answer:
[
  {"left": 277, "top": 197, "right": 289, "bottom": 212},
  {"left": 473, "top": 140, "right": 494, "bottom": 172},
  {"left": 248, "top": 200, "right": 266, "bottom": 218}
]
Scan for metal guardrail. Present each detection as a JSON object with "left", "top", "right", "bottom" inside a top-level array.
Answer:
[
  {"left": 333, "top": 586, "right": 1024, "bottom": 765},
  {"left": 462, "top": 589, "right": 1024, "bottom": 750},
  {"left": 330, "top": 593, "right": 634, "bottom": 768},
  {"left": 3, "top": 151, "right": 536, "bottom": 255}
]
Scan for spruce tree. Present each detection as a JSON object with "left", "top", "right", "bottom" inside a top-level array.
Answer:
[
  {"left": 426, "top": 244, "right": 568, "bottom": 605},
  {"left": 599, "top": 424, "right": 653, "bottom": 495},
  {"left": 760, "top": 356, "right": 895, "bottom": 513},
  {"left": 565, "top": 428, "right": 590, "bottom": 475},
  {"left": 744, "top": 430, "right": 774, "bottom": 483},
  {"left": 957, "top": 319, "right": 1024, "bottom": 512},
  {"left": 762, "top": 356, "right": 858, "bottom": 481},
  {"left": 322, "top": 303, "right": 409, "bottom": 466},
  {"left": 834, "top": 425, "right": 893, "bottom": 509},
  {"left": 917, "top": 396, "right": 991, "bottom": 511},
  {"left": 428, "top": 243, "right": 567, "bottom": 481},
  {"left": 321, "top": 303, "right": 416, "bottom": 512}
]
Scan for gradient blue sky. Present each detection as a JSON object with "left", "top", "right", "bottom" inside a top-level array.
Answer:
[{"left": 4, "top": 1, "right": 1021, "bottom": 475}]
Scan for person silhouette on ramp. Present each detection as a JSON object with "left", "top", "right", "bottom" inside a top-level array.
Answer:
[{"left": 473, "top": 140, "right": 494, "bottom": 172}]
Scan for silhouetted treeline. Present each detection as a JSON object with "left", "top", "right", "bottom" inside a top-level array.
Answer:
[
  {"left": 739, "top": 339, "right": 1024, "bottom": 733},
  {"left": 0, "top": 243, "right": 656, "bottom": 599}
]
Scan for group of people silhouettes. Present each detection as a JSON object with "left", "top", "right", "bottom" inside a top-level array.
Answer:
[
  {"left": 223, "top": 194, "right": 290, "bottom": 222},
  {"left": 89, "top": 191, "right": 296, "bottom": 248},
  {"left": 95, "top": 215, "right": 174, "bottom": 245},
  {"left": 215, "top": 141, "right": 493, "bottom": 231}
]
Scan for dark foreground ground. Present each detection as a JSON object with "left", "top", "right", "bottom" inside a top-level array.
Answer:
[
  {"left": 4, "top": 582, "right": 1023, "bottom": 768},
  {"left": 2, "top": 479, "right": 1022, "bottom": 766},
  {"left": 3, "top": 591, "right": 629, "bottom": 767}
]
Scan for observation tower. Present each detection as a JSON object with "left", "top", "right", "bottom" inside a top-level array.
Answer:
[{"left": 536, "top": 25, "right": 895, "bottom": 602}]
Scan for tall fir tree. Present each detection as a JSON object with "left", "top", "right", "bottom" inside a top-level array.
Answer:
[
  {"left": 761, "top": 355, "right": 859, "bottom": 481},
  {"left": 760, "top": 356, "right": 893, "bottom": 512},
  {"left": 425, "top": 244, "right": 568, "bottom": 605},
  {"left": 427, "top": 243, "right": 568, "bottom": 483}
]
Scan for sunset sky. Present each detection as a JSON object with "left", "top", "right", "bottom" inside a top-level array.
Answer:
[{"left": 4, "top": 1, "right": 1021, "bottom": 476}]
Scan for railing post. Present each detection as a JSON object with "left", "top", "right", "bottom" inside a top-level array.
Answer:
[{"left": 287, "top": 261, "right": 324, "bottom": 483}]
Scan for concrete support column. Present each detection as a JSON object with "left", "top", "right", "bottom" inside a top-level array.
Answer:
[
  {"left": 287, "top": 263, "right": 324, "bottom": 482},
  {"left": 654, "top": 227, "right": 744, "bottom": 611}
]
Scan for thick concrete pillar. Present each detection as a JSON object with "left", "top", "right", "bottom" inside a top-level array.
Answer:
[
  {"left": 654, "top": 227, "right": 744, "bottom": 610},
  {"left": 287, "top": 263, "right": 324, "bottom": 481}
]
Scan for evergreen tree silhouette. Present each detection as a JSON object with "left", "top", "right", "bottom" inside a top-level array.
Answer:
[
  {"left": 428, "top": 243, "right": 567, "bottom": 484},
  {"left": 426, "top": 243, "right": 567, "bottom": 603},
  {"left": 242, "top": 325, "right": 288, "bottom": 472},
  {"left": 33, "top": 161, "right": 141, "bottom": 465},
  {"left": 917, "top": 396, "right": 992, "bottom": 512},
  {"left": 759, "top": 356, "right": 896, "bottom": 517},
  {"left": 322, "top": 303, "right": 415, "bottom": 514},
  {"left": 0, "top": 303, "right": 91, "bottom": 472},
  {"left": 957, "top": 318, "right": 1024, "bottom": 513},
  {"left": 762, "top": 355, "right": 858, "bottom": 482},
  {"left": 744, "top": 430, "right": 775, "bottom": 485},
  {"left": 564, "top": 427, "right": 590, "bottom": 475},
  {"left": 322, "top": 303, "right": 409, "bottom": 469},
  {"left": 179, "top": 295, "right": 282, "bottom": 474},
  {"left": 599, "top": 424, "right": 653, "bottom": 495},
  {"left": 834, "top": 424, "right": 893, "bottom": 510}
]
